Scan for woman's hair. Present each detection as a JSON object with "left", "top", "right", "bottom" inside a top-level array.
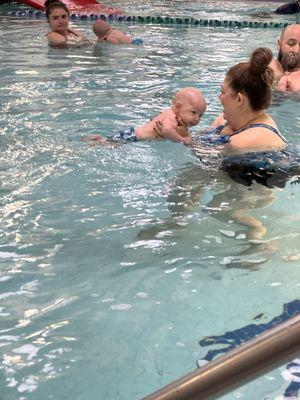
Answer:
[
  {"left": 226, "top": 47, "right": 274, "bottom": 111},
  {"left": 44, "top": 0, "right": 69, "bottom": 19}
]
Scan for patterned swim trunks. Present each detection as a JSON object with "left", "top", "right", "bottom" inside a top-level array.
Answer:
[{"left": 109, "top": 127, "right": 138, "bottom": 142}]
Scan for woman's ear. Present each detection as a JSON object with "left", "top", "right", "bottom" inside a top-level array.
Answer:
[{"left": 236, "top": 92, "right": 244, "bottom": 105}]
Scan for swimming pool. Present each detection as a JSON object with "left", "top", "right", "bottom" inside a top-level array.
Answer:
[{"left": 0, "top": 1, "right": 300, "bottom": 399}]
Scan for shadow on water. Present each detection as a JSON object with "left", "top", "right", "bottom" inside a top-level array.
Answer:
[
  {"left": 137, "top": 143, "right": 300, "bottom": 270},
  {"left": 197, "top": 299, "right": 300, "bottom": 399}
]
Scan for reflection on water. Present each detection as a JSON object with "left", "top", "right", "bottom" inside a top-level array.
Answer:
[
  {"left": 0, "top": 4, "right": 300, "bottom": 400},
  {"left": 138, "top": 145, "right": 300, "bottom": 270},
  {"left": 197, "top": 300, "right": 300, "bottom": 399}
]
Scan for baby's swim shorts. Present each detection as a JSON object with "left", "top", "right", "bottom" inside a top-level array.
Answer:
[{"left": 109, "top": 127, "right": 138, "bottom": 142}]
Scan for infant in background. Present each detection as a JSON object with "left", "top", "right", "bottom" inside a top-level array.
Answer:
[
  {"left": 93, "top": 20, "right": 143, "bottom": 45},
  {"left": 277, "top": 69, "right": 300, "bottom": 92},
  {"left": 81, "top": 87, "right": 206, "bottom": 145}
]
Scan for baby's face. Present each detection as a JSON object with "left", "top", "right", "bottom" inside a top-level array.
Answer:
[{"left": 177, "top": 99, "right": 206, "bottom": 127}]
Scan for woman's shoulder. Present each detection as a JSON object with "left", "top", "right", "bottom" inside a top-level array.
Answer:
[
  {"left": 46, "top": 30, "right": 59, "bottom": 38},
  {"left": 230, "top": 117, "right": 286, "bottom": 152},
  {"left": 67, "top": 28, "right": 82, "bottom": 38}
]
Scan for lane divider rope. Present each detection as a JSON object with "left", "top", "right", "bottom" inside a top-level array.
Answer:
[{"left": 8, "top": 10, "right": 289, "bottom": 29}]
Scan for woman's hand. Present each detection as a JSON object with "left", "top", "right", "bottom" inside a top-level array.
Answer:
[
  {"left": 153, "top": 120, "right": 191, "bottom": 144},
  {"left": 153, "top": 120, "right": 163, "bottom": 138}
]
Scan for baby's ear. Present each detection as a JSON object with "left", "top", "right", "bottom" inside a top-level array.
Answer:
[{"left": 173, "top": 101, "right": 182, "bottom": 112}]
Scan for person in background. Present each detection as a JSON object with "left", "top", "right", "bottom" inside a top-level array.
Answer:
[
  {"left": 45, "top": 0, "right": 91, "bottom": 47},
  {"left": 93, "top": 20, "right": 143, "bottom": 45},
  {"left": 275, "top": 0, "right": 300, "bottom": 14},
  {"left": 269, "top": 24, "right": 300, "bottom": 81}
]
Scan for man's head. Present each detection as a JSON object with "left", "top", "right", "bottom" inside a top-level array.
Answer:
[
  {"left": 278, "top": 24, "right": 300, "bottom": 71},
  {"left": 172, "top": 88, "right": 206, "bottom": 127}
]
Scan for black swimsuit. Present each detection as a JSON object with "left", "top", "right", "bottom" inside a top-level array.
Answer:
[
  {"left": 199, "top": 123, "right": 287, "bottom": 145},
  {"left": 46, "top": 29, "right": 80, "bottom": 39}
]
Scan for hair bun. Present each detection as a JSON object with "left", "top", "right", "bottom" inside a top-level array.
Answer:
[
  {"left": 250, "top": 47, "right": 273, "bottom": 73},
  {"left": 250, "top": 47, "right": 274, "bottom": 86}
]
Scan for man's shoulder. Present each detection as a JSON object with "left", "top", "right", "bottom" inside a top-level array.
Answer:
[{"left": 269, "top": 58, "right": 284, "bottom": 81}]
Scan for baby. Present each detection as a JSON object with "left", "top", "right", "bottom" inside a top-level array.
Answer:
[
  {"left": 93, "top": 20, "right": 142, "bottom": 45},
  {"left": 81, "top": 87, "right": 206, "bottom": 145},
  {"left": 277, "top": 70, "right": 300, "bottom": 92}
]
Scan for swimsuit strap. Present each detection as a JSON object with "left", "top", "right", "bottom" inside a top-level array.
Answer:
[
  {"left": 214, "top": 123, "right": 228, "bottom": 134},
  {"left": 230, "top": 123, "right": 287, "bottom": 143},
  {"left": 67, "top": 28, "right": 80, "bottom": 38}
]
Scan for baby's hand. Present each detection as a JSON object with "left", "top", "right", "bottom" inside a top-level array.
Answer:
[
  {"left": 181, "top": 136, "right": 192, "bottom": 145},
  {"left": 175, "top": 115, "right": 185, "bottom": 127}
]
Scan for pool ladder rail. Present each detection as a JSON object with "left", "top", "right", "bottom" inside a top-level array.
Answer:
[{"left": 142, "top": 314, "right": 300, "bottom": 400}]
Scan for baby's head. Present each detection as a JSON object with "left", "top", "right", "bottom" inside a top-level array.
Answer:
[
  {"left": 93, "top": 20, "right": 112, "bottom": 39},
  {"left": 172, "top": 87, "right": 206, "bottom": 127}
]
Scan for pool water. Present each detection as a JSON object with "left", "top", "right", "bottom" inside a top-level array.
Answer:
[{"left": 0, "top": 2, "right": 300, "bottom": 400}]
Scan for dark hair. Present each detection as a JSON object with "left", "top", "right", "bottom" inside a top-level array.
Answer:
[
  {"left": 44, "top": 0, "right": 69, "bottom": 19},
  {"left": 226, "top": 47, "right": 274, "bottom": 111}
]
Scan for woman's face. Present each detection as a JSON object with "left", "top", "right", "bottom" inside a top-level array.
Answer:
[
  {"left": 48, "top": 7, "right": 69, "bottom": 33},
  {"left": 219, "top": 78, "right": 238, "bottom": 123}
]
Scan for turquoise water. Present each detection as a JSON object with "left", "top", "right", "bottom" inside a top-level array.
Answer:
[
  {"left": 0, "top": 3, "right": 300, "bottom": 400},
  {"left": 106, "top": 0, "right": 299, "bottom": 23}
]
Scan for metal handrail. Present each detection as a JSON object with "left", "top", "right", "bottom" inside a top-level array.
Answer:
[{"left": 142, "top": 314, "right": 300, "bottom": 400}]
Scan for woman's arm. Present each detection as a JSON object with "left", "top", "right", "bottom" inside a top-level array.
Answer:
[
  {"left": 211, "top": 113, "right": 226, "bottom": 128},
  {"left": 46, "top": 32, "right": 67, "bottom": 46}
]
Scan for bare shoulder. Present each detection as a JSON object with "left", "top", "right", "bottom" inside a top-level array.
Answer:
[
  {"left": 108, "top": 30, "right": 132, "bottom": 43},
  {"left": 69, "top": 27, "right": 82, "bottom": 37},
  {"left": 230, "top": 118, "right": 285, "bottom": 152},
  {"left": 157, "top": 109, "right": 176, "bottom": 121},
  {"left": 116, "top": 30, "right": 132, "bottom": 42}
]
